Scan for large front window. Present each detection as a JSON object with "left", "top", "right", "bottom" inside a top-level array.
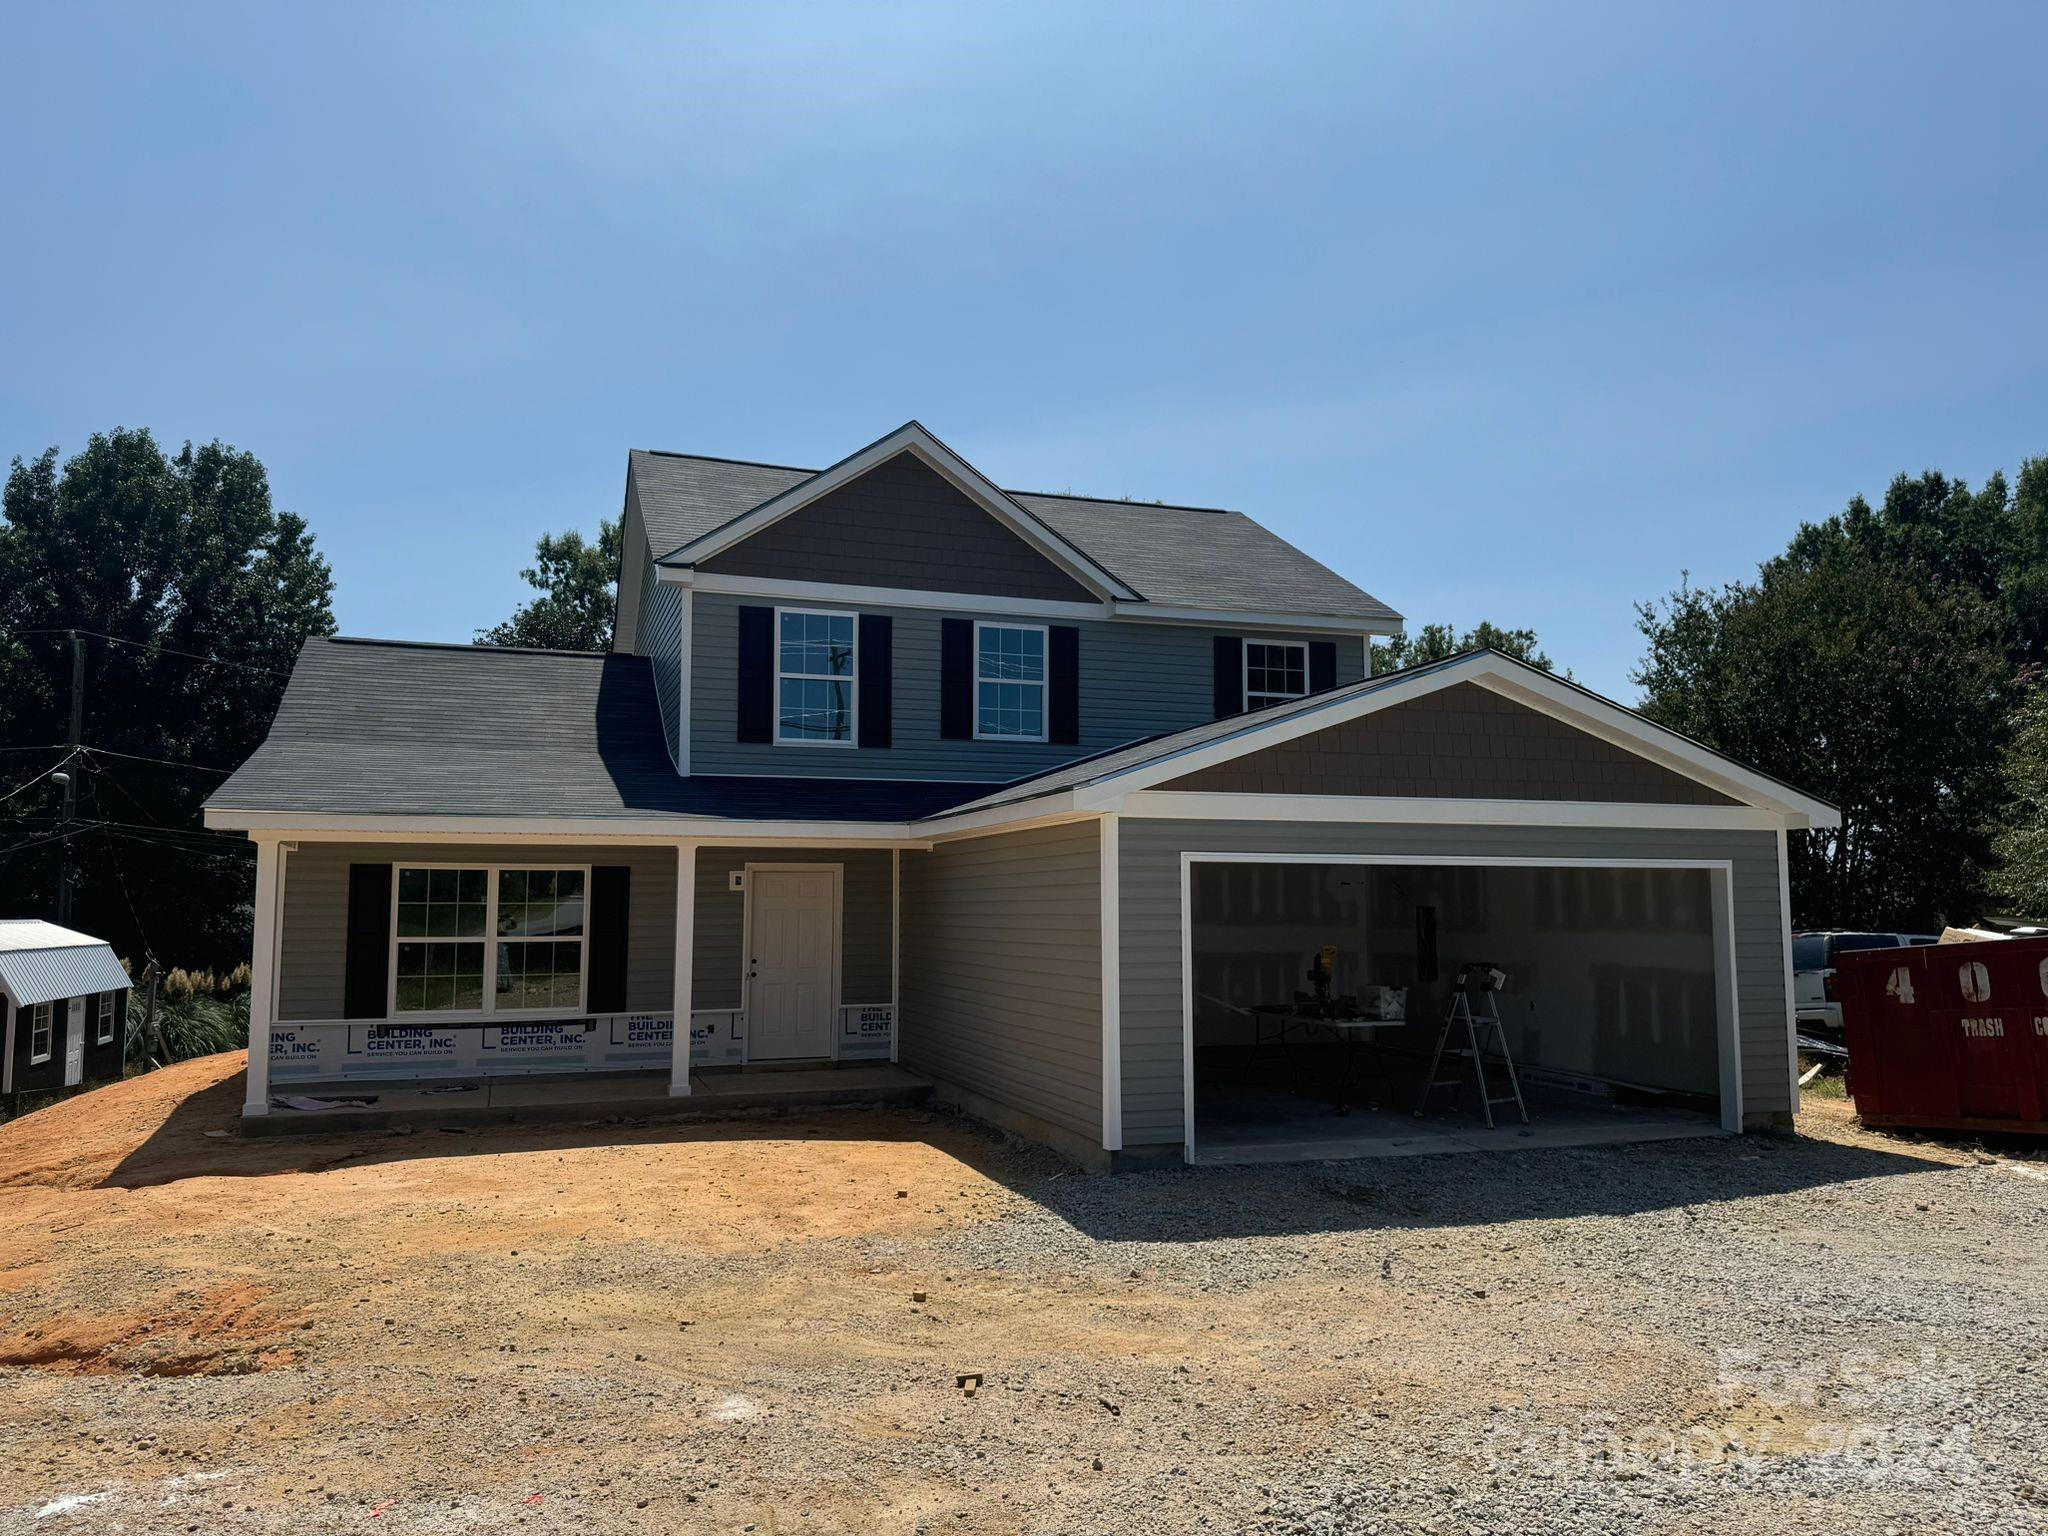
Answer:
[
  {"left": 975, "top": 622, "right": 1047, "bottom": 741},
  {"left": 777, "top": 608, "right": 856, "bottom": 745},
  {"left": 1244, "top": 639, "right": 1308, "bottom": 710},
  {"left": 393, "top": 865, "right": 586, "bottom": 1015}
]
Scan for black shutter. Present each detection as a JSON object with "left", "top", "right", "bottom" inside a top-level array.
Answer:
[
  {"left": 858, "top": 614, "right": 892, "bottom": 748},
  {"left": 1048, "top": 625, "right": 1080, "bottom": 745},
  {"left": 1212, "top": 636, "right": 1243, "bottom": 719},
  {"left": 1309, "top": 640, "right": 1337, "bottom": 694},
  {"left": 343, "top": 864, "right": 393, "bottom": 1019},
  {"left": 587, "top": 866, "right": 631, "bottom": 1014},
  {"left": 940, "top": 618, "right": 973, "bottom": 740},
  {"left": 737, "top": 605, "right": 773, "bottom": 744}
]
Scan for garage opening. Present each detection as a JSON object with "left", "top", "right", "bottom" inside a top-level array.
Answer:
[{"left": 1187, "top": 858, "right": 1734, "bottom": 1162}]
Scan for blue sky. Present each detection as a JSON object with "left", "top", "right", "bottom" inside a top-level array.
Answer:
[{"left": 3, "top": 2, "right": 2044, "bottom": 697}]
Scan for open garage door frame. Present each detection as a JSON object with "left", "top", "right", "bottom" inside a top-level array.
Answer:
[{"left": 1176, "top": 851, "right": 1745, "bottom": 1161}]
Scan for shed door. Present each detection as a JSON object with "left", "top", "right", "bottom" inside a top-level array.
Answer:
[
  {"left": 64, "top": 997, "right": 86, "bottom": 1086},
  {"left": 748, "top": 869, "right": 837, "bottom": 1061}
]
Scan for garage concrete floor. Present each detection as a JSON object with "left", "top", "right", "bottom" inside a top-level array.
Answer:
[{"left": 1193, "top": 1045, "right": 1721, "bottom": 1164}]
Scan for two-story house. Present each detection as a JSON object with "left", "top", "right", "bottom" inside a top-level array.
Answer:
[{"left": 206, "top": 422, "right": 1837, "bottom": 1166}]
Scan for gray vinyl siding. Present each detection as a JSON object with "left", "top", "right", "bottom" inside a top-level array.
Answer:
[
  {"left": 691, "top": 588, "right": 1366, "bottom": 780},
  {"left": 900, "top": 821, "right": 1103, "bottom": 1145},
  {"left": 1115, "top": 820, "right": 1792, "bottom": 1149},
  {"left": 642, "top": 580, "right": 684, "bottom": 767},
  {"left": 276, "top": 843, "right": 677, "bottom": 1021},
  {"left": 689, "top": 848, "right": 894, "bottom": 1011}
]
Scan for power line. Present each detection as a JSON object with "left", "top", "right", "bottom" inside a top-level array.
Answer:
[
  {"left": 5, "top": 627, "right": 294, "bottom": 679},
  {"left": 80, "top": 744, "right": 238, "bottom": 775},
  {"left": 0, "top": 748, "right": 78, "bottom": 805}
]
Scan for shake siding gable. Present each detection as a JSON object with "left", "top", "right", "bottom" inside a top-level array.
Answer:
[
  {"left": 697, "top": 452, "right": 1095, "bottom": 602},
  {"left": 1164, "top": 684, "right": 1739, "bottom": 804}
]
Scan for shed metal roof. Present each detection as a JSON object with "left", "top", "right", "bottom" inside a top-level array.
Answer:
[{"left": 0, "top": 922, "right": 130, "bottom": 1008}]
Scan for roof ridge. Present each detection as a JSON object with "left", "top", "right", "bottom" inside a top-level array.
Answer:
[
  {"left": 325, "top": 635, "right": 609, "bottom": 659},
  {"left": 634, "top": 448, "right": 818, "bottom": 474}
]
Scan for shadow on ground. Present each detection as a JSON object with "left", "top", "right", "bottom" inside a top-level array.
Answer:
[{"left": 85, "top": 1061, "right": 1975, "bottom": 1244}]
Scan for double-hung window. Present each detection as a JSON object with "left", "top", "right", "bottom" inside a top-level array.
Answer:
[
  {"left": 28, "top": 1002, "right": 52, "bottom": 1064},
  {"left": 777, "top": 608, "right": 857, "bottom": 746},
  {"left": 975, "top": 622, "right": 1047, "bottom": 741},
  {"left": 96, "top": 992, "right": 115, "bottom": 1046},
  {"left": 1244, "top": 639, "right": 1308, "bottom": 710},
  {"left": 392, "top": 865, "right": 587, "bottom": 1016}
]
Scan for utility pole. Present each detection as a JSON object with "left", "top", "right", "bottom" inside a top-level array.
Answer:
[{"left": 55, "top": 629, "right": 84, "bottom": 927}]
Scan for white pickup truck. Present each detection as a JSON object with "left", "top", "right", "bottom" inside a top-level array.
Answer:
[{"left": 1792, "top": 930, "right": 1940, "bottom": 1044}]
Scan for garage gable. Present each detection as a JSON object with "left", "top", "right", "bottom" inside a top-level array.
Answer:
[{"left": 1161, "top": 683, "right": 1738, "bottom": 805}]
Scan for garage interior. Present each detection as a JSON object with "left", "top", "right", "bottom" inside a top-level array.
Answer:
[{"left": 1189, "top": 859, "right": 1729, "bottom": 1162}]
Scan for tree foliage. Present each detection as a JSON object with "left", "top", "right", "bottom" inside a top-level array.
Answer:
[
  {"left": 1989, "top": 687, "right": 2048, "bottom": 918},
  {"left": 1372, "top": 620, "right": 1554, "bottom": 675},
  {"left": 477, "top": 520, "right": 621, "bottom": 651},
  {"left": 1636, "top": 465, "right": 2040, "bottom": 929},
  {"left": 0, "top": 428, "right": 334, "bottom": 965}
]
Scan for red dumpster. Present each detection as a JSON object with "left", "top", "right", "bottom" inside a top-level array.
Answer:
[{"left": 1836, "top": 935, "right": 2048, "bottom": 1134}]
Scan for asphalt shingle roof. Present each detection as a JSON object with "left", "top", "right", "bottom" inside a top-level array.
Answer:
[
  {"left": 205, "top": 638, "right": 990, "bottom": 824},
  {"left": 627, "top": 449, "right": 1399, "bottom": 623}
]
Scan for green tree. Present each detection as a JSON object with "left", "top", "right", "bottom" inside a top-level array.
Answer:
[
  {"left": 1635, "top": 542, "right": 2011, "bottom": 930},
  {"left": 1373, "top": 620, "right": 1554, "bottom": 675},
  {"left": 0, "top": 429, "right": 335, "bottom": 965},
  {"left": 1989, "top": 686, "right": 2048, "bottom": 918},
  {"left": 478, "top": 520, "right": 621, "bottom": 650}
]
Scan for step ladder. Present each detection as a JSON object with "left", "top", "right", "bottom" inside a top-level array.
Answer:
[{"left": 1413, "top": 965, "right": 1530, "bottom": 1129}]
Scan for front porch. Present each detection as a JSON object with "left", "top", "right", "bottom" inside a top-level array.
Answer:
[{"left": 246, "top": 1062, "right": 934, "bottom": 1136}]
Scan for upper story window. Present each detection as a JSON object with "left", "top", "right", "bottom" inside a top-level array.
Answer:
[
  {"left": 975, "top": 622, "right": 1047, "bottom": 741},
  {"left": 392, "top": 865, "right": 586, "bottom": 1016},
  {"left": 777, "top": 607, "right": 857, "bottom": 746},
  {"left": 96, "top": 991, "right": 116, "bottom": 1046},
  {"left": 29, "top": 1002, "right": 52, "bottom": 1063},
  {"left": 1244, "top": 639, "right": 1308, "bottom": 710}
]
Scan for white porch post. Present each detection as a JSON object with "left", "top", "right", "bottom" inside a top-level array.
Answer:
[
  {"left": 889, "top": 847, "right": 901, "bottom": 1064},
  {"left": 670, "top": 842, "right": 697, "bottom": 1096},
  {"left": 242, "top": 837, "right": 282, "bottom": 1117}
]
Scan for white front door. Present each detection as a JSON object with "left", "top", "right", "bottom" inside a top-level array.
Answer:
[
  {"left": 748, "top": 868, "right": 838, "bottom": 1061},
  {"left": 64, "top": 997, "right": 86, "bottom": 1086}
]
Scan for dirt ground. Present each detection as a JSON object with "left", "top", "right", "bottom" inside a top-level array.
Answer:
[{"left": 1, "top": 1056, "right": 2043, "bottom": 1535}]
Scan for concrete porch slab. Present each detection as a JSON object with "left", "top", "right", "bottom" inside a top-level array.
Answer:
[{"left": 248, "top": 1065, "right": 932, "bottom": 1136}]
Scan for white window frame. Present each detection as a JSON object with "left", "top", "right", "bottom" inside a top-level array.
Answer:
[
  {"left": 773, "top": 605, "right": 860, "bottom": 749},
  {"left": 973, "top": 620, "right": 1050, "bottom": 743},
  {"left": 28, "top": 1002, "right": 53, "bottom": 1064},
  {"left": 387, "top": 862, "right": 592, "bottom": 1021},
  {"left": 1242, "top": 637, "right": 1310, "bottom": 711},
  {"left": 96, "top": 991, "right": 116, "bottom": 1046}
]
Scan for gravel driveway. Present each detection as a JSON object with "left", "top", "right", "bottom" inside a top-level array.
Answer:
[{"left": 1, "top": 1057, "right": 2042, "bottom": 1535}]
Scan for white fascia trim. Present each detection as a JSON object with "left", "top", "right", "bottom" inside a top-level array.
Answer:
[
  {"left": 1117, "top": 792, "right": 1790, "bottom": 830},
  {"left": 1778, "top": 824, "right": 1800, "bottom": 1117},
  {"left": 1112, "top": 601, "right": 1404, "bottom": 636},
  {"left": 665, "top": 568, "right": 1112, "bottom": 621},
  {"left": 1048, "top": 652, "right": 1836, "bottom": 827},
  {"left": 1099, "top": 813, "right": 1123, "bottom": 1153},
  {"left": 660, "top": 422, "right": 1138, "bottom": 603},
  {"left": 1466, "top": 669, "right": 1839, "bottom": 829},
  {"left": 203, "top": 811, "right": 930, "bottom": 846},
  {"left": 920, "top": 801, "right": 1095, "bottom": 844}
]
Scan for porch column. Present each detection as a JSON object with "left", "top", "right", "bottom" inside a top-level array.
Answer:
[
  {"left": 242, "top": 837, "right": 282, "bottom": 1117},
  {"left": 670, "top": 842, "right": 696, "bottom": 1096}
]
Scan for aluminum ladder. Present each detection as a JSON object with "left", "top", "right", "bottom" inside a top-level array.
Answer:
[{"left": 1413, "top": 980, "right": 1530, "bottom": 1129}]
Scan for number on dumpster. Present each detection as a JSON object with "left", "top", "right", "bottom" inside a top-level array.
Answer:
[
  {"left": 1960, "top": 961, "right": 1991, "bottom": 1003},
  {"left": 1884, "top": 967, "right": 1915, "bottom": 1006}
]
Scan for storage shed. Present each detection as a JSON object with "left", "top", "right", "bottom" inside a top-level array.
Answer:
[{"left": 0, "top": 920, "right": 131, "bottom": 1101}]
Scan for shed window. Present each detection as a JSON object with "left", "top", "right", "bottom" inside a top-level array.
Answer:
[
  {"left": 96, "top": 992, "right": 116, "bottom": 1046},
  {"left": 1244, "top": 640, "right": 1308, "bottom": 710},
  {"left": 777, "top": 608, "right": 857, "bottom": 745},
  {"left": 392, "top": 865, "right": 586, "bottom": 1016},
  {"left": 975, "top": 622, "right": 1047, "bottom": 741},
  {"left": 29, "top": 1002, "right": 52, "bottom": 1063}
]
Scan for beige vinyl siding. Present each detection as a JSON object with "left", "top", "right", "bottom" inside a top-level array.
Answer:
[
  {"left": 276, "top": 843, "right": 677, "bottom": 1021},
  {"left": 900, "top": 821, "right": 1103, "bottom": 1145},
  {"left": 1116, "top": 820, "right": 1792, "bottom": 1149},
  {"left": 689, "top": 848, "right": 895, "bottom": 1011}
]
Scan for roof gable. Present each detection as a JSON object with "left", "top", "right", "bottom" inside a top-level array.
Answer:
[
  {"left": 698, "top": 450, "right": 1095, "bottom": 602},
  {"left": 1161, "top": 682, "right": 1738, "bottom": 805}
]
